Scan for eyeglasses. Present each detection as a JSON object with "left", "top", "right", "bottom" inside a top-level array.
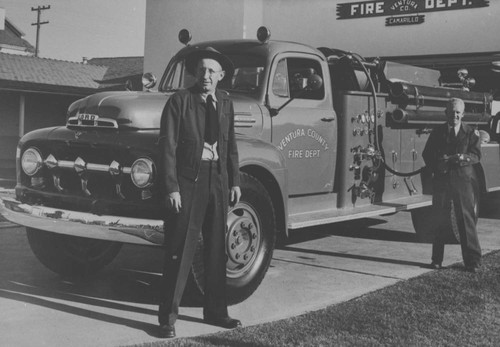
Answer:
[{"left": 197, "top": 68, "right": 223, "bottom": 76}]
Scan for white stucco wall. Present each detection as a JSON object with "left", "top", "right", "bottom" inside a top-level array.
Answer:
[
  {"left": 145, "top": 0, "right": 247, "bottom": 80},
  {"left": 144, "top": 0, "right": 500, "bottom": 81},
  {"left": 261, "top": 0, "right": 500, "bottom": 57},
  {"left": 0, "top": 8, "right": 5, "bottom": 30}
]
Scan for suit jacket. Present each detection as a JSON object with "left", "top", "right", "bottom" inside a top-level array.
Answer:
[
  {"left": 422, "top": 122, "right": 481, "bottom": 244},
  {"left": 422, "top": 122, "right": 481, "bottom": 188},
  {"left": 159, "top": 86, "right": 240, "bottom": 195}
]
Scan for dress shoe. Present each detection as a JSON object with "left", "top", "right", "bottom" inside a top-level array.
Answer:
[
  {"left": 429, "top": 262, "right": 443, "bottom": 270},
  {"left": 158, "top": 324, "right": 176, "bottom": 338},
  {"left": 204, "top": 316, "right": 242, "bottom": 329}
]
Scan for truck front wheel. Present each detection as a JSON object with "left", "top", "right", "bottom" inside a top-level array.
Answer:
[
  {"left": 26, "top": 228, "right": 123, "bottom": 277},
  {"left": 190, "top": 172, "right": 277, "bottom": 305}
]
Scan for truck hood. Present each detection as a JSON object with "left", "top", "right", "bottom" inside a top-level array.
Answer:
[
  {"left": 67, "top": 91, "right": 262, "bottom": 130},
  {"left": 68, "top": 91, "right": 171, "bottom": 129}
]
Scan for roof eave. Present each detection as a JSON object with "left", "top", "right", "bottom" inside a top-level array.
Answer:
[{"left": 0, "top": 80, "right": 99, "bottom": 96}]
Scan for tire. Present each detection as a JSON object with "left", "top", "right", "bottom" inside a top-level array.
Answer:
[
  {"left": 26, "top": 228, "right": 123, "bottom": 277},
  {"left": 189, "top": 172, "right": 277, "bottom": 305}
]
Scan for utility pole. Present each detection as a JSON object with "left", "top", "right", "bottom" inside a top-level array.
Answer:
[{"left": 31, "top": 5, "right": 50, "bottom": 57}]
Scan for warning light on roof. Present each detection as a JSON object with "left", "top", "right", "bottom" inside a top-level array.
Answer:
[
  {"left": 257, "top": 26, "right": 271, "bottom": 44},
  {"left": 178, "top": 29, "right": 192, "bottom": 46}
]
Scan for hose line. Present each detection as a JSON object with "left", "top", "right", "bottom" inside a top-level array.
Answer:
[{"left": 350, "top": 52, "right": 424, "bottom": 177}]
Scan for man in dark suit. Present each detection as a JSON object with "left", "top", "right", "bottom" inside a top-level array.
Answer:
[
  {"left": 158, "top": 47, "right": 241, "bottom": 338},
  {"left": 422, "top": 97, "right": 482, "bottom": 273}
]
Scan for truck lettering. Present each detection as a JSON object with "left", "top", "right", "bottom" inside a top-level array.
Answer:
[
  {"left": 287, "top": 149, "right": 322, "bottom": 159},
  {"left": 277, "top": 128, "right": 329, "bottom": 151},
  {"left": 288, "top": 149, "right": 303, "bottom": 158},
  {"left": 307, "top": 129, "right": 329, "bottom": 150},
  {"left": 277, "top": 128, "right": 306, "bottom": 150},
  {"left": 305, "top": 149, "right": 321, "bottom": 158}
]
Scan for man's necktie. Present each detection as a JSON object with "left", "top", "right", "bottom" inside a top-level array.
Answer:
[
  {"left": 449, "top": 127, "right": 456, "bottom": 142},
  {"left": 205, "top": 95, "right": 219, "bottom": 145}
]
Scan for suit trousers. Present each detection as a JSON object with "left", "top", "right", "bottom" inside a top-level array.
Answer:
[
  {"left": 432, "top": 180, "right": 481, "bottom": 267},
  {"left": 159, "top": 161, "right": 228, "bottom": 326}
]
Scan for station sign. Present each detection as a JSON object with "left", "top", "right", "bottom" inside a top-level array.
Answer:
[
  {"left": 386, "top": 14, "right": 425, "bottom": 26},
  {"left": 337, "top": 0, "right": 489, "bottom": 26}
]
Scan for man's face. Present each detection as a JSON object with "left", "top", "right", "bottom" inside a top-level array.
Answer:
[
  {"left": 446, "top": 101, "right": 464, "bottom": 127},
  {"left": 195, "top": 58, "right": 225, "bottom": 94}
]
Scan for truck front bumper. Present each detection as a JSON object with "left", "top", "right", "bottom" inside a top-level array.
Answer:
[{"left": 0, "top": 195, "right": 165, "bottom": 246}]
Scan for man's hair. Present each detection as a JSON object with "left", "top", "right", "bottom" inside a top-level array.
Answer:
[{"left": 447, "top": 97, "right": 465, "bottom": 110}]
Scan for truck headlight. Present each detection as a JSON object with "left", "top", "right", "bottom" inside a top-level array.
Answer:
[
  {"left": 21, "top": 147, "right": 43, "bottom": 176},
  {"left": 130, "top": 158, "right": 154, "bottom": 188}
]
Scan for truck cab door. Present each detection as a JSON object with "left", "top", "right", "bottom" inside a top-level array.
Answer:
[{"left": 268, "top": 53, "right": 337, "bottom": 196}]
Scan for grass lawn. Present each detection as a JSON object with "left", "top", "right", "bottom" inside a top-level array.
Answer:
[{"left": 140, "top": 250, "right": 500, "bottom": 347}]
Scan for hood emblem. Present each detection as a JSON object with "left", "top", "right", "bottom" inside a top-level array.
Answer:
[
  {"left": 77, "top": 113, "right": 99, "bottom": 127},
  {"left": 75, "top": 131, "right": 83, "bottom": 140},
  {"left": 78, "top": 113, "right": 99, "bottom": 121},
  {"left": 66, "top": 114, "right": 117, "bottom": 129}
]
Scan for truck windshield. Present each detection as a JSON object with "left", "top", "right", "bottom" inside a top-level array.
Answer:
[{"left": 162, "top": 54, "right": 266, "bottom": 96}]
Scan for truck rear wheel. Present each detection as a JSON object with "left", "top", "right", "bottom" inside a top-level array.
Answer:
[
  {"left": 26, "top": 228, "right": 122, "bottom": 277},
  {"left": 190, "top": 172, "right": 277, "bottom": 305}
]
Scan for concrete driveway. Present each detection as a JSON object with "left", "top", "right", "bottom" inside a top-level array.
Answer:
[{"left": 1, "top": 196, "right": 500, "bottom": 346}]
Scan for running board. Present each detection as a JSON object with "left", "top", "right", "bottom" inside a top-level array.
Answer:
[{"left": 288, "top": 194, "right": 432, "bottom": 229}]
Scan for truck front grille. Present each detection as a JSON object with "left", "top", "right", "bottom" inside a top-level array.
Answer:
[
  {"left": 66, "top": 116, "right": 118, "bottom": 129},
  {"left": 44, "top": 154, "right": 132, "bottom": 199},
  {"left": 21, "top": 149, "right": 156, "bottom": 208}
]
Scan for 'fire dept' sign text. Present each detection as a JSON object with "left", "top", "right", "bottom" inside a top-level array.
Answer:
[{"left": 337, "top": 0, "right": 489, "bottom": 20}]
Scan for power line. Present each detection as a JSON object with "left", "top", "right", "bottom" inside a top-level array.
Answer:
[{"left": 31, "top": 5, "right": 50, "bottom": 57}]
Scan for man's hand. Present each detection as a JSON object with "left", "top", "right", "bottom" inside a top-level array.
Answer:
[
  {"left": 230, "top": 186, "right": 241, "bottom": 206},
  {"left": 447, "top": 153, "right": 461, "bottom": 164},
  {"left": 167, "top": 192, "right": 182, "bottom": 213}
]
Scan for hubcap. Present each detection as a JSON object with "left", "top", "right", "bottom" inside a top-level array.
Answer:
[{"left": 226, "top": 202, "right": 261, "bottom": 278}]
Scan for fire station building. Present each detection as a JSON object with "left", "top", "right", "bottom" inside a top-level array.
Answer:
[{"left": 144, "top": 0, "right": 500, "bottom": 96}]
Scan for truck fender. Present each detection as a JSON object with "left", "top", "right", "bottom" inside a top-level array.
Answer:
[{"left": 236, "top": 136, "right": 289, "bottom": 238}]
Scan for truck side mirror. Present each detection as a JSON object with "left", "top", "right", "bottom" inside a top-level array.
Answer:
[{"left": 142, "top": 72, "right": 157, "bottom": 91}]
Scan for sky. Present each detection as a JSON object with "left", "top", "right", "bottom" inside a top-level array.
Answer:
[{"left": 0, "top": 0, "right": 146, "bottom": 62}]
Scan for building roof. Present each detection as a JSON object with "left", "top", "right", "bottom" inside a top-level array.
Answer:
[
  {"left": 88, "top": 56, "right": 144, "bottom": 80},
  {"left": 0, "top": 53, "right": 144, "bottom": 95},
  {"left": 0, "top": 18, "right": 35, "bottom": 53},
  {"left": 0, "top": 16, "right": 143, "bottom": 94}
]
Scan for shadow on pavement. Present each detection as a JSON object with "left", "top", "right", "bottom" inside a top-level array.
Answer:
[
  {"left": 280, "top": 216, "right": 418, "bottom": 248},
  {"left": 280, "top": 246, "right": 425, "bottom": 268},
  {"left": 0, "top": 287, "right": 160, "bottom": 336},
  {"left": 0, "top": 235, "right": 203, "bottom": 338}
]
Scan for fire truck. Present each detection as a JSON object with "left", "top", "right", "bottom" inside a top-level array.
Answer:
[{"left": 1, "top": 27, "right": 499, "bottom": 304}]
